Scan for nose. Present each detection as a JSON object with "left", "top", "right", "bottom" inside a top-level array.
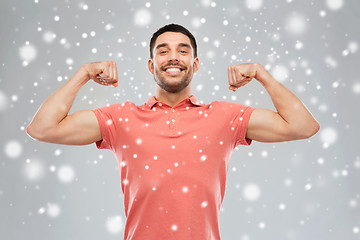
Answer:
[{"left": 168, "top": 51, "right": 179, "bottom": 62}]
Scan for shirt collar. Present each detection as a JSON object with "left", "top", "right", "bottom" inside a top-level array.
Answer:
[{"left": 146, "top": 95, "right": 204, "bottom": 109}]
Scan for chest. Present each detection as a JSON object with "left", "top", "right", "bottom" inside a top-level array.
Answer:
[
  {"left": 115, "top": 108, "right": 233, "bottom": 188},
  {"left": 118, "top": 107, "right": 231, "bottom": 153}
]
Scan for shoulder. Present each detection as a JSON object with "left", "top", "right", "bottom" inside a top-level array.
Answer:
[
  {"left": 92, "top": 101, "right": 133, "bottom": 115},
  {"left": 107, "top": 101, "right": 132, "bottom": 109},
  {"left": 210, "top": 100, "right": 251, "bottom": 110},
  {"left": 105, "top": 100, "right": 154, "bottom": 112}
]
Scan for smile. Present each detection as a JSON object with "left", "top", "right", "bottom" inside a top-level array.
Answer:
[
  {"left": 163, "top": 66, "right": 185, "bottom": 75},
  {"left": 166, "top": 68, "right": 181, "bottom": 72}
]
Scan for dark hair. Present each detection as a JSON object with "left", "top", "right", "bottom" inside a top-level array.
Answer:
[{"left": 149, "top": 23, "right": 197, "bottom": 58}]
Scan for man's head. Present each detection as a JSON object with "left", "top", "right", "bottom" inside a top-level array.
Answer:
[
  {"left": 148, "top": 24, "right": 199, "bottom": 94},
  {"left": 149, "top": 23, "right": 197, "bottom": 59}
]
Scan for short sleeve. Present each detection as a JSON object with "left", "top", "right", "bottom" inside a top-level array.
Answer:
[
  {"left": 229, "top": 102, "right": 256, "bottom": 147},
  {"left": 91, "top": 103, "right": 125, "bottom": 151}
]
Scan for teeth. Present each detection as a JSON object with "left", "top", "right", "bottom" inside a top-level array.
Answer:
[{"left": 166, "top": 68, "right": 181, "bottom": 72}]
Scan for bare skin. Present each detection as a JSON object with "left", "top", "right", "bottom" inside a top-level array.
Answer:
[
  {"left": 148, "top": 32, "right": 199, "bottom": 107},
  {"left": 26, "top": 31, "right": 319, "bottom": 145},
  {"left": 26, "top": 61, "right": 118, "bottom": 145}
]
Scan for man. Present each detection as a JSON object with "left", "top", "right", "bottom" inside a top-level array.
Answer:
[{"left": 26, "top": 23, "right": 320, "bottom": 239}]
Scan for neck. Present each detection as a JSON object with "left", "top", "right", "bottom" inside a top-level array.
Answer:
[{"left": 155, "top": 87, "right": 192, "bottom": 107}]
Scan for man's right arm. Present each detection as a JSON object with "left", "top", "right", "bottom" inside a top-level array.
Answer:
[{"left": 26, "top": 61, "right": 118, "bottom": 145}]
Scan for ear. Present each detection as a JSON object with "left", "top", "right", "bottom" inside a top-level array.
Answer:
[
  {"left": 148, "top": 58, "right": 154, "bottom": 74},
  {"left": 193, "top": 57, "right": 200, "bottom": 74}
]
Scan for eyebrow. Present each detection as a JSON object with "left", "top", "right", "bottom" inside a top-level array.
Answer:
[{"left": 155, "top": 43, "right": 191, "bottom": 51}]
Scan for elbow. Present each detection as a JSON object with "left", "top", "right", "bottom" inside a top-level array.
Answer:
[
  {"left": 26, "top": 125, "right": 43, "bottom": 141},
  {"left": 291, "top": 121, "right": 320, "bottom": 140},
  {"left": 304, "top": 121, "right": 320, "bottom": 138},
  {"left": 26, "top": 125, "right": 36, "bottom": 139},
  {"left": 311, "top": 121, "right": 320, "bottom": 136},
  {"left": 26, "top": 125, "right": 32, "bottom": 135}
]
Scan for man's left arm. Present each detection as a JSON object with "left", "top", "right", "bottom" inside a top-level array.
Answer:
[{"left": 228, "top": 63, "right": 320, "bottom": 143}]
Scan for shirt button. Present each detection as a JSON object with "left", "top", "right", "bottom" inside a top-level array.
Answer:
[
  {"left": 172, "top": 119, "right": 175, "bottom": 122},
  {"left": 159, "top": 103, "right": 162, "bottom": 106},
  {"left": 172, "top": 109, "right": 175, "bottom": 112}
]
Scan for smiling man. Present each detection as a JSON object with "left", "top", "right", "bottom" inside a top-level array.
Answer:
[
  {"left": 148, "top": 27, "right": 200, "bottom": 105},
  {"left": 26, "top": 24, "right": 320, "bottom": 240}
]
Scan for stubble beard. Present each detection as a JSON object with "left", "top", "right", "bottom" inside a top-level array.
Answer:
[{"left": 153, "top": 64, "right": 194, "bottom": 94}]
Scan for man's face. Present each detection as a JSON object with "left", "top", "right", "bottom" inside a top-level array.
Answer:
[{"left": 148, "top": 32, "right": 199, "bottom": 93}]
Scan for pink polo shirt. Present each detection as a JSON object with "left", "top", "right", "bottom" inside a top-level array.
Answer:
[{"left": 92, "top": 95, "right": 255, "bottom": 240}]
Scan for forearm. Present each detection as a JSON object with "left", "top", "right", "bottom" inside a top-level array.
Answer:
[
  {"left": 27, "top": 67, "right": 89, "bottom": 136},
  {"left": 255, "top": 64, "right": 320, "bottom": 135}
]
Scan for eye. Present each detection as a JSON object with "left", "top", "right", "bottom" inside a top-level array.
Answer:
[
  {"left": 160, "top": 50, "right": 167, "bottom": 54},
  {"left": 180, "top": 50, "right": 187, "bottom": 53}
]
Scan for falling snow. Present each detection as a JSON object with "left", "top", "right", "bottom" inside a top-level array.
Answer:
[
  {"left": 1, "top": 0, "right": 359, "bottom": 239},
  {"left": 57, "top": 165, "right": 75, "bottom": 183},
  {"left": 285, "top": 13, "right": 308, "bottom": 36},
  {"left": 106, "top": 216, "right": 123, "bottom": 234},
  {"left": 23, "top": 159, "right": 45, "bottom": 181},
  {"left": 4, "top": 140, "right": 23, "bottom": 158},
  {"left": 242, "top": 183, "right": 261, "bottom": 201},
  {"left": 134, "top": 9, "right": 152, "bottom": 27}
]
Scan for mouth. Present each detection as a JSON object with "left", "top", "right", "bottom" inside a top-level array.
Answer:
[{"left": 163, "top": 65, "right": 185, "bottom": 75}]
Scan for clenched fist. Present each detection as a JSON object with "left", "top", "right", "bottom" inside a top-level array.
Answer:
[
  {"left": 228, "top": 63, "right": 262, "bottom": 92},
  {"left": 81, "top": 61, "right": 119, "bottom": 87}
]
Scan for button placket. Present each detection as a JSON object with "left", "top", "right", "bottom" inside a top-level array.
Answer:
[
  {"left": 170, "top": 108, "right": 176, "bottom": 125},
  {"left": 169, "top": 107, "right": 177, "bottom": 135}
]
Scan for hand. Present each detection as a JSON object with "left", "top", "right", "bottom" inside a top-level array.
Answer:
[
  {"left": 227, "top": 63, "right": 260, "bottom": 92},
  {"left": 81, "top": 61, "right": 119, "bottom": 87}
]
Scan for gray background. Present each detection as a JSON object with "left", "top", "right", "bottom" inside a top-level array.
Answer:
[{"left": 1, "top": 0, "right": 360, "bottom": 239}]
